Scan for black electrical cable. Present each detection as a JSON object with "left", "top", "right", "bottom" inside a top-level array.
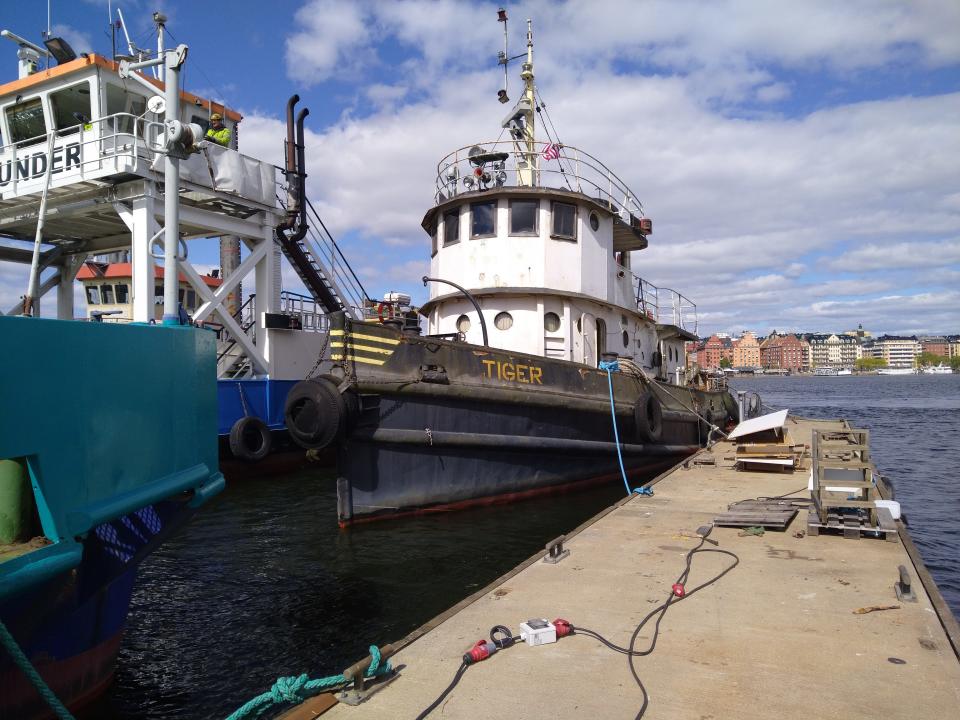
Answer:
[
  {"left": 414, "top": 661, "right": 468, "bottom": 720},
  {"left": 571, "top": 537, "right": 739, "bottom": 719}
]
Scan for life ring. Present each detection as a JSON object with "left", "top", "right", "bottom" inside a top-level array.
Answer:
[
  {"left": 229, "top": 416, "right": 272, "bottom": 463},
  {"left": 377, "top": 302, "right": 394, "bottom": 323},
  {"left": 284, "top": 375, "right": 357, "bottom": 450},
  {"left": 634, "top": 390, "right": 663, "bottom": 443}
]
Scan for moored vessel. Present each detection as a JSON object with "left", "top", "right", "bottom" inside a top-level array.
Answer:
[{"left": 284, "top": 17, "right": 740, "bottom": 525}]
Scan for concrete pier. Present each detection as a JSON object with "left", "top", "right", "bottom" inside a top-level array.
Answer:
[{"left": 292, "top": 416, "right": 960, "bottom": 719}]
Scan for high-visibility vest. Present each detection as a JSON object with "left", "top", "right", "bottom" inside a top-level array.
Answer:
[{"left": 206, "top": 127, "right": 231, "bottom": 147}]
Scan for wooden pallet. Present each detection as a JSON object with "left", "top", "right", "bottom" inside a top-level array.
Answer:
[
  {"left": 806, "top": 506, "right": 898, "bottom": 542},
  {"left": 714, "top": 499, "right": 800, "bottom": 529}
]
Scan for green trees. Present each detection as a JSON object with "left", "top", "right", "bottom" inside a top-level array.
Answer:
[{"left": 855, "top": 357, "right": 887, "bottom": 371}]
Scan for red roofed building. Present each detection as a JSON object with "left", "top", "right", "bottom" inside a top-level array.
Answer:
[{"left": 77, "top": 261, "right": 223, "bottom": 322}]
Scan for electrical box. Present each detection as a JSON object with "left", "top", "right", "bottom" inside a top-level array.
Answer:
[{"left": 519, "top": 618, "right": 557, "bottom": 646}]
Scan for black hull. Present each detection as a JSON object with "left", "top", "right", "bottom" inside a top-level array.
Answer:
[{"left": 292, "top": 313, "right": 738, "bottom": 524}]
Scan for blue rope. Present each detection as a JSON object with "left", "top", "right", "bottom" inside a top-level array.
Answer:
[
  {"left": 599, "top": 360, "right": 652, "bottom": 497},
  {"left": 225, "top": 645, "right": 392, "bottom": 720},
  {"left": 0, "top": 619, "right": 76, "bottom": 720}
]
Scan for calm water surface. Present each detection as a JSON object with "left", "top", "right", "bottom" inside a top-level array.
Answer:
[{"left": 94, "top": 374, "right": 959, "bottom": 719}]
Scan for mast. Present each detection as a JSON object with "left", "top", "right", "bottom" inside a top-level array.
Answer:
[{"left": 520, "top": 19, "right": 536, "bottom": 186}]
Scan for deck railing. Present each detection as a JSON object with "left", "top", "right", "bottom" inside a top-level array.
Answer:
[
  {"left": 632, "top": 272, "right": 698, "bottom": 335},
  {"left": 434, "top": 141, "right": 643, "bottom": 222}
]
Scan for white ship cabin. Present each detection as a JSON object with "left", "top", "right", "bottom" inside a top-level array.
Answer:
[
  {"left": 419, "top": 143, "right": 698, "bottom": 384},
  {"left": 0, "top": 54, "right": 264, "bottom": 203},
  {"left": 77, "top": 260, "right": 223, "bottom": 323}
]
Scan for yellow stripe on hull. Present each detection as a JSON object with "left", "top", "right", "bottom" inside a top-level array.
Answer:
[
  {"left": 329, "top": 329, "right": 400, "bottom": 345},
  {"left": 330, "top": 353, "right": 386, "bottom": 366},
  {"left": 330, "top": 341, "right": 394, "bottom": 356}
]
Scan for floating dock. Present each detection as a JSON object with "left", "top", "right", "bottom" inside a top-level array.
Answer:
[{"left": 285, "top": 416, "right": 960, "bottom": 719}]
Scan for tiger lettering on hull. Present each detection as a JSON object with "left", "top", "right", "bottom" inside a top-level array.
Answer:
[{"left": 481, "top": 358, "right": 544, "bottom": 384}]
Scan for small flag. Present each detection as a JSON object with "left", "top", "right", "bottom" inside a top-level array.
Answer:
[{"left": 542, "top": 143, "right": 561, "bottom": 161}]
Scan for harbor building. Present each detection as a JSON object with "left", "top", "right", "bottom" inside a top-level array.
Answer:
[
  {"left": 760, "top": 332, "right": 807, "bottom": 372},
  {"left": 806, "top": 333, "right": 861, "bottom": 369},
  {"left": 732, "top": 331, "right": 760, "bottom": 368},
  {"left": 919, "top": 336, "right": 950, "bottom": 357},
  {"left": 866, "top": 336, "right": 922, "bottom": 368},
  {"left": 949, "top": 335, "right": 960, "bottom": 359}
]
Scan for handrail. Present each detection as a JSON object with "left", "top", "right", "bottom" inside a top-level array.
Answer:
[
  {"left": 433, "top": 141, "right": 644, "bottom": 222},
  {"left": 305, "top": 196, "right": 369, "bottom": 304},
  {"left": 631, "top": 271, "right": 698, "bottom": 335}
]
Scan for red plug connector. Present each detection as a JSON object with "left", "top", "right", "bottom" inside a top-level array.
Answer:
[
  {"left": 671, "top": 583, "right": 686, "bottom": 598},
  {"left": 553, "top": 618, "right": 573, "bottom": 638},
  {"left": 463, "top": 639, "right": 498, "bottom": 665}
]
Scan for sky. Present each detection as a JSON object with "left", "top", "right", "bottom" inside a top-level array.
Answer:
[{"left": 1, "top": 0, "right": 959, "bottom": 337}]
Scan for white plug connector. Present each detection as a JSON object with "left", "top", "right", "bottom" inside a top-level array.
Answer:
[{"left": 519, "top": 618, "right": 557, "bottom": 646}]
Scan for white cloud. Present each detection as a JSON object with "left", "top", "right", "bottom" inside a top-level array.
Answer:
[
  {"left": 285, "top": 0, "right": 373, "bottom": 86},
  {"left": 825, "top": 240, "right": 960, "bottom": 271}
]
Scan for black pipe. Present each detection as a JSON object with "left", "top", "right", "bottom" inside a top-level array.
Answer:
[
  {"left": 295, "top": 107, "right": 310, "bottom": 238},
  {"left": 422, "top": 276, "right": 488, "bottom": 346},
  {"left": 285, "top": 94, "right": 299, "bottom": 176}
]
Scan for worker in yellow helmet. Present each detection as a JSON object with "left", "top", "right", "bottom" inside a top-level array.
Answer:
[{"left": 206, "top": 113, "right": 231, "bottom": 147}]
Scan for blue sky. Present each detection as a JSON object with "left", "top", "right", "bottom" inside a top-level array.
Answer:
[{"left": 2, "top": 0, "right": 959, "bottom": 336}]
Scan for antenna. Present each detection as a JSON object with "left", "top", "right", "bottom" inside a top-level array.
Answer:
[{"left": 497, "top": 8, "right": 508, "bottom": 103}]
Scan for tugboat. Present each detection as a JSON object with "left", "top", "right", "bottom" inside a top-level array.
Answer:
[{"left": 284, "top": 15, "right": 739, "bottom": 525}]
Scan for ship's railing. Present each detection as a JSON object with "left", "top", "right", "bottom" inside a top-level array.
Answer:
[
  {"left": 279, "top": 290, "right": 330, "bottom": 332},
  {"left": 0, "top": 112, "right": 282, "bottom": 207},
  {"left": 632, "top": 272, "right": 698, "bottom": 335},
  {"left": 433, "top": 141, "right": 643, "bottom": 222}
]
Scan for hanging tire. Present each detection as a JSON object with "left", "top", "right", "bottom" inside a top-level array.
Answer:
[
  {"left": 229, "top": 416, "right": 272, "bottom": 463},
  {"left": 634, "top": 390, "right": 663, "bottom": 443},
  {"left": 284, "top": 376, "right": 355, "bottom": 450}
]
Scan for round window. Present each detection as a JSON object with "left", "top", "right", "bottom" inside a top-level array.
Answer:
[
  {"left": 589, "top": 212, "right": 600, "bottom": 232},
  {"left": 494, "top": 312, "right": 514, "bottom": 331},
  {"left": 622, "top": 330, "right": 629, "bottom": 348},
  {"left": 456, "top": 314, "right": 471, "bottom": 333},
  {"left": 544, "top": 312, "right": 561, "bottom": 332}
]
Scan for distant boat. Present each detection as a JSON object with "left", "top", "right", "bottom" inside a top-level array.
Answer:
[
  {"left": 837, "top": 368, "right": 852, "bottom": 375},
  {"left": 878, "top": 367, "right": 916, "bottom": 375},
  {"left": 814, "top": 367, "right": 838, "bottom": 376},
  {"left": 922, "top": 364, "right": 953, "bottom": 374}
]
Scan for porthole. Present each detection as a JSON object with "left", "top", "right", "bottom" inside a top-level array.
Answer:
[
  {"left": 456, "top": 314, "right": 471, "bottom": 333},
  {"left": 544, "top": 312, "right": 561, "bottom": 332},
  {"left": 622, "top": 330, "right": 629, "bottom": 348},
  {"left": 494, "top": 312, "right": 514, "bottom": 331},
  {"left": 589, "top": 211, "right": 600, "bottom": 232}
]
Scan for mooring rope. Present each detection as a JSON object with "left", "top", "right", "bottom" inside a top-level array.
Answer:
[
  {"left": 599, "top": 358, "right": 653, "bottom": 497},
  {"left": 224, "top": 645, "right": 392, "bottom": 720},
  {"left": 0, "top": 618, "right": 75, "bottom": 720}
]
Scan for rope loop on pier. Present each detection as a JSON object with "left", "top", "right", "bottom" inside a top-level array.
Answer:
[
  {"left": 224, "top": 644, "right": 392, "bottom": 720},
  {"left": 599, "top": 360, "right": 652, "bottom": 497},
  {"left": 0, "top": 618, "right": 76, "bottom": 720}
]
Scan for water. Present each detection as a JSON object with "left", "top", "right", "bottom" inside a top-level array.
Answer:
[{"left": 93, "top": 373, "right": 959, "bottom": 719}]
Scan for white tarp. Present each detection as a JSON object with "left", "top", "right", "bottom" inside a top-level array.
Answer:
[
  {"left": 728, "top": 409, "right": 788, "bottom": 440},
  {"left": 179, "top": 143, "right": 276, "bottom": 207}
]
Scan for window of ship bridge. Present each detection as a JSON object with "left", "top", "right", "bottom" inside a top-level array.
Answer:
[
  {"left": 470, "top": 201, "right": 497, "bottom": 238},
  {"left": 509, "top": 199, "right": 538, "bottom": 235},
  {"left": 50, "top": 82, "right": 92, "bottom": 135},
  {"left": 552, "top": 201, "right": 577, "bottom": 241},
  {"left": 443, "top": 208, "right": 460, "bottom": 246},
  {"left": 4, "top": 98, "right": 46, "bottom": 147}
]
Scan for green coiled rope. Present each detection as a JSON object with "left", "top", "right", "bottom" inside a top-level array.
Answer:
[{"left": 225, "top": 644, "right": 392, "bottom": 720}]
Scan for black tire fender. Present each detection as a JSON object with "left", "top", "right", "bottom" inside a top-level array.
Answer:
[
  {"left": 229, "top": 416, "right": 272, "bottom": 463},
  {"left": 635, "top": 389, "right": 664, "bottom": 443},
  {"left": 284, "top": 376, "right": 356, "bottom": 450}
]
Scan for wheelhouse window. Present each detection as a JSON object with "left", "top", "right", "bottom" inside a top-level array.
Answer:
[
  {"left": 105, "top": 85, "right": 148, "bottom": 135},
  {"left": 443, "top": 208, "right": 460, "bottom": 246},
  {"left": 85, "top": 286, "right": 100, "bottom": 304},
  {"left": 5, "top": 98, "right": 46, "bottom": 146},
  {"left": 187, "top": 290, "right": 197, "bottom": 308},
  {"left": 494, "top": 312, "right": 514, "bottom": 331},
  {"left": 50, "top": 82, "right": 92, "bottom": 135},
  {"left": 100, "top": 284, "right": 114, "bottom": 304},
  {"left": 470, "top": 201, "right": 497, "bottom": 239},
  {"left": 115, "top": 283, "right": 129, "bottom": 303},
  {"left": 551, "top": 201, "right": 577, "bottom": 241},
  {"left": 154, "top": 284, "right": 164, "bottom": 305},
  {"left": 509, "top": 199, "right": 538, "bottom": 236}
]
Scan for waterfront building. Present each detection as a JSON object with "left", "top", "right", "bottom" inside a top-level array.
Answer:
[
  {"left": 760, "top": 332, "right": 806, "bottom": 371},
  {"left": 732, "top": 331, "right": 761, "bottom": 368},
  {"left": 949, "top": 336, "right": 960, "bottom": 359},
  {"left": 872, "top": 335, "right": 921, "bottom": 368},
  {"left": 919, "top": 336, "right": 950, "bottom": 358}
]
